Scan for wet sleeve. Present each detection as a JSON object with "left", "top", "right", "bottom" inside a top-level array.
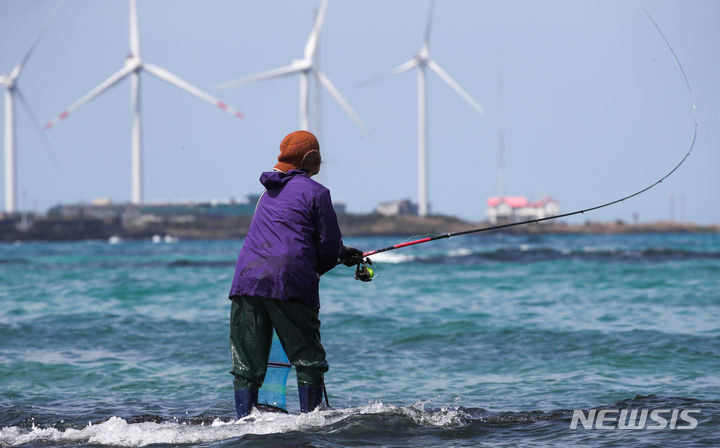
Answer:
[{"left": 314, "top": 189, "right": 343, "bottom": 276}]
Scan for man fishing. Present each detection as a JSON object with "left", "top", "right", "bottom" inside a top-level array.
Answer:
[{"left": 228, "top": 130, "right": 364, "bottom": 418}]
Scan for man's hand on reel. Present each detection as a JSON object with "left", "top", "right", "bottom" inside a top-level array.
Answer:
[
  {"left": 339, "top": 246, "right": 364, "bottom": 267},
  {"left": 339, "top": 246, "right": 375, "bottom": 282}
]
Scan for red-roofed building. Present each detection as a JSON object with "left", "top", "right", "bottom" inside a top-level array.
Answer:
[{"left": 486, "top": 196, "right": 559, "bottom": 224}]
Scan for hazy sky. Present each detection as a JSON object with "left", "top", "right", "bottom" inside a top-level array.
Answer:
[{"left": 1, "top": 0, "right": 718, "bottom": 224}]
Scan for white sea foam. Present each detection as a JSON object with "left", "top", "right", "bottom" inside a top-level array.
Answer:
[
  {"left": 0, "top": 415, "right": 308, "bottom": 447},
  {"left": 0, "top": 404, "right": 466, "bottom": 447},
  {"left": 447, "top": 248, "right": 472, "bottom": 257},
  {"left": 107, "top": 235, "right": 122, "bottom": 245},
  {"left": 368, "top": 252, "right": 414, "bottom": 264}
]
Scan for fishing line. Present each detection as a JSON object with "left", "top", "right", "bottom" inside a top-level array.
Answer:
[{"left": 359, "top": 10, "right": 698, "bottom": 261}]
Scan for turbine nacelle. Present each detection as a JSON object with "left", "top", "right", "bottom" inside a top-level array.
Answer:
[
  {"left": 124, "top": 56, "right": 142, "bottom": 71},
  {"left": 418, "top": 42, "right": 430, "bottom": 62},
  {"left": 292, "top": 59, "right": 313, "bottom": 72},
  {"left": 1, "top": 74, "right": 15, "bottom": 89}
]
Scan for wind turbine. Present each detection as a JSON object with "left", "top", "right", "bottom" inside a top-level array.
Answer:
[
  {"left": 216, "top": 0, "right": 369, "bottom": 136},
  {"left": 2, "top": 2, "right": 61, "bottom": 214},
  {"left": 363, "top": 1, "right": 485, "bottom": 217},
  {"left": 45, "top": 0, "right": 245, "bottom": 205}
]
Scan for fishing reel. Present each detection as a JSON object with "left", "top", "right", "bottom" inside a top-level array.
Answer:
[{"left": 354, "top": 258, "right": 375, "bottom": 282}]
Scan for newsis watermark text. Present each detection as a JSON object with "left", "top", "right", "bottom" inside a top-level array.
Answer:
[{"left": 570, "top": 409, "right": 700, "bottom": 430}]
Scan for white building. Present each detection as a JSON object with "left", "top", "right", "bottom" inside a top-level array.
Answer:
[
  {"left": 486, "top": 196, "right": 559, "bottom": 224},
  {"left": 375, "top": 199, "right": 419, "bottom": 216}
]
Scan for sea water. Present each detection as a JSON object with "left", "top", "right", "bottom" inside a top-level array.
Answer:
[{"left": 1, "top": 232, "right": 719, "bottom": 447}]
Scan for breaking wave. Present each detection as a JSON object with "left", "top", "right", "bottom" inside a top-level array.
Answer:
[
  {"left": 0, "top": 403, "right": 467, "bottom": 447},
  {"left": 3, "top": 396, "right": 715, "bottom": 447}
]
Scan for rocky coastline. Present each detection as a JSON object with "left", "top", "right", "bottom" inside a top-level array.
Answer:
[{"left": 0, "top": 213, "right": 717, "bottom": 242}]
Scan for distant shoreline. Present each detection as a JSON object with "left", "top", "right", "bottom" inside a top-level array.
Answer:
[
  {"left": 338, "top": 215, "right": 720, "bottom": 237},
  {"left": 1, "top": 213, "right": 718, "bottom": 242}
]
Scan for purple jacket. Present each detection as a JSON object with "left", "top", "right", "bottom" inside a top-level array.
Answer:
[{"left": 229, "top": 169, "right": 343, "bottom": 308}]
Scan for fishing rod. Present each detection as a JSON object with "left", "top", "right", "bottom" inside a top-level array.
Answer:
[{"left": 351, "top": 10, "right": 697, "bottom": 282}]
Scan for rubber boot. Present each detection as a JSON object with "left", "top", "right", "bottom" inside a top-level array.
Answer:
[
  {"left": 298, "top": 385, "right": 323, "bottom": 413},
  {"left": 234, "top": 388, "right": 258, "bottom": 419}
]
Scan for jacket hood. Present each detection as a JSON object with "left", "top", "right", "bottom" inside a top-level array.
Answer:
[{"left": 260, "top": 169, "right": 306, "bottom": 189}]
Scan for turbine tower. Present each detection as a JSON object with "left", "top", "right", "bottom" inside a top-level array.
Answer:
[
  {"left": 364, "top": 1, "right": 485, "bottom": 216},
  {"left": 45, "top": 0, "right": 244, "bottom": 205},
  {"left": 216, "top": 0, "right": 369, "bottom": 136},
  {"left": 1, "top": 3, "right": 60, "bottom": 214}
]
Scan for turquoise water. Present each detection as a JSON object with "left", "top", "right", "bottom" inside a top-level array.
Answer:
[{"left": 1, "top": 232, "right": 719, "bottom": 447}]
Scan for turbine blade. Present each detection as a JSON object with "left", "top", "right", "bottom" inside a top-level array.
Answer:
[
  {"left": 45, "top": 64, "right": 135, "bottom": 129},
  {"left": 15, "top": 0, "right": 64, "bottom": 77},
  {"left": 423, "top": 0, "right": 435, "bottom": 53},
  {"left": 144, "top": 63, "right": 244, "bottom": 119},
  {"left": 316, "top": 70, "right": 372, "bottom": 137},
  {"left": 304, "top": 0, "right": 328, "bottom": 61},
  {"left": 15, "top": 87, "right": 62, "bottom": 173},
  {"left": 357, "top": 59, "right": 418, "bottom": 87},
  {"left": 427, "top": 59, "right": 485, "bottom": 115},
  {"left": 129, "top": 0, "right": 141, "bottom": 57},
  {"left": 215, "top": 63, "right": 304, "bottom": 90}
]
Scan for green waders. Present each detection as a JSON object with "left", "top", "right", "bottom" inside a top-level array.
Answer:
[{"left": 229, "top": 295, "right": 329, "bottom": 393}]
